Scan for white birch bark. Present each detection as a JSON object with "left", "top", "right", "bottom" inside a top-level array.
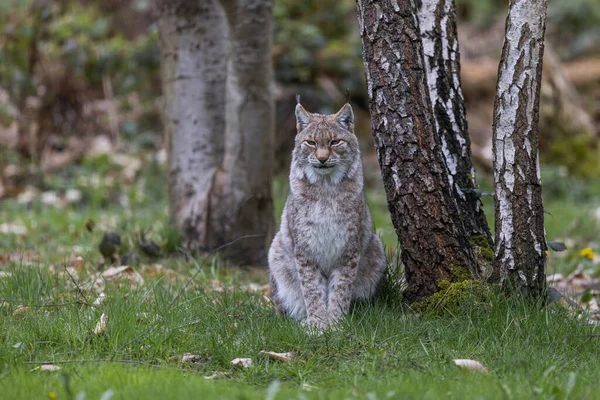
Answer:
[
  {"left": 492, "top": 0, "right": 547, "bottom": 295},
  {"left": 417, "top": 0, "right": 493, "bottom": 250}
]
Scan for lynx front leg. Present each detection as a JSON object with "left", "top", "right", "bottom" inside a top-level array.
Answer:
[
  {"left": 327, "top": 252, "right": 360, "bottom": 323},
  {"left": 296, "top": 254, "right": 328, "bottom": 331}
]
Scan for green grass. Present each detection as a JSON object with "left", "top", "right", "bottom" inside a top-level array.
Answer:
[{"left": 1, "top": 155, "right": 600, "bottom": 399}]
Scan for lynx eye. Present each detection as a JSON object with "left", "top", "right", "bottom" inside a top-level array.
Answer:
[
  {"left": 305, "top": 140, "right": 317, "bottom": 147},
  {"left": 330, "top": 139, "right": 342, "bottom": 146}
]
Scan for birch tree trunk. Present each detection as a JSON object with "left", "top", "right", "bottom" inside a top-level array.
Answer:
[
  {"left": 356, "top": 0, "right": 478, "bottom": 303},
  {"left": 417, "top": 0, "right": 493, "bottom": 249},
  {"left": 492, "top": 0, "right": 547, "bottom": 296},
  {"left": 158, "top": 0, "right": 274, "bottom": 265}
]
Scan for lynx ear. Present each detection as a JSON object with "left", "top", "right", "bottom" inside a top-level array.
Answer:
[
  {"left": 335, "top": 103, "right": 354, "bottom": 131},
  {"left": 295, "top": 103, "right": 312, "bottom": 132}
]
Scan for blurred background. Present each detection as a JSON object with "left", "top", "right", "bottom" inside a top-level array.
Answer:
[{"left": 0, "top": 0, "right": 598, "bottom": 274}]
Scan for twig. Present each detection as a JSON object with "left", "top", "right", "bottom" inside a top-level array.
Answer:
[{"left": 63, "top": 265, "right": 92, "bottom": 307}]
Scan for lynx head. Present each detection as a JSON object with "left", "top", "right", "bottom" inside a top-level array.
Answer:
[{"left": 292, "top": 102, "right": 360, "bottom": 184}]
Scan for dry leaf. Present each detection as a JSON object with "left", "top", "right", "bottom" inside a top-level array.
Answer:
[
  {"left": 231, "top": 358, "right": 253, "bottom": 368},
  {"left": 13, "top": 305, "right": 29, "bottom": 318},
  {"left": 31, "top": 365, "right": 61, "bottom": 372},
  {"left": 454, "top": 359, "right": 488, "bottom": 373},
  {"left": 204, "top": 372, "right": 227, "bottom": 380},
  {"left": 100, "top": 266, "right": 144, "bottom": 288},
  {"left": 258, "top": 350, "right": 295, "bottom": 362},
  {"left": 0, "top": 251, "right": 40, "bottom": 265},
  {"left": 0, "top": 223, "right": 27, "bottom": 236},
  {"left": 17, "top": 186, "right": 39, "bottom": 204},
  {"left": 94, "top": 313, "right": 108, "bottom": 335},
  {"left": 41, "top": 191, "right": 63, "bottom": 207},
  {"left": 93, "top": 293, "right": 107, "bottom": 307},
  {"left": 64, "top": 189, "right": 82, "bottom": 204},
  {"left": 142, "top": 264, "right": 179, "bottom": 280},
  {"left": 546, "top": 273, "right": 564, "bottom": 283},
  {"left": 181, "top": 353, "right": 203, "bottom": 363}
]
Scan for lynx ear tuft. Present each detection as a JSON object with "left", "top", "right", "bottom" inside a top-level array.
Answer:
[
  {"left": 335, "top": 103, "right": 354, "bottom": 131},
  {"left": 295, "top": 103, "right": 311, "bottom": 132}
]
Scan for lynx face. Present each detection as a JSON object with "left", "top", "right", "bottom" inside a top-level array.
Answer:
[{"left": 293, "top": 103, "right": 359, "bottom": 183}]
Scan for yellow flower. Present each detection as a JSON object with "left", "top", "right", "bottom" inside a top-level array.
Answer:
[
  {"left": 580, "top": 247, "right": 596, "bottom": 260},
  {"left": 48, "top": 392, "right": 57, "bottom": 400}
]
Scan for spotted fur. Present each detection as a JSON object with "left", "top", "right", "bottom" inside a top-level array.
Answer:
[{"left": 268, "top": 102, "right": 386, "bottom": 330}]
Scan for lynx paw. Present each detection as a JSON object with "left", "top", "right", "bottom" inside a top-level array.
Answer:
[{"left": 302, "top": 315, "right": 329, "bottom": 333}]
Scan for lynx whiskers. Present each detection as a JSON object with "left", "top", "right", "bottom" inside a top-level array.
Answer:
[{"left": 268, "top": 100, "right": 386, "bottom": 331}]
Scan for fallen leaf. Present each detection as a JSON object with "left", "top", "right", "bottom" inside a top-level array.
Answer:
[
  {"left": 240, "top": 283, "right": 271, "bottom": 296},
  {"left": 41, "top": 191, "right": 63, "bottom": 207},
  {"left": 453, "top": 359, "right": 488, "bottom": 373},
  {"left": 64, "top": 189, "right": 82, "bottom": 204},
  {"left": 231, "top": 358, "right": 253, "bottom": 368},
  {"left": 258, "top": 350, "right": 295, "bottom": 362},
  {"left": 17, "top": 186, "right": 39, "bottom": 204},
  {"left": 89, "top": 135, "right": 113, "bottom": 155},
  {"left": 13, "top": 305, "right": 29, "bottom": 318},
  {"left": 0, "top": 251, "right": 40, "bottom": 265},
  {"left": 100, "top": 266, "right": 144, "bottom": 288},
  {"left": 94, "top": 313, "right": 108, "bottom": 335},
  {"left": 0, "top": 223, "right": 27, "bottom": 236},
  {"left": 181, "top": 353, "right": 203, "bottom": 363},
  {"left": 142, "top": 264, "right": 179, "bottom": 280},
  {"left": 301, "top": 383, "right": 318, "bottom": 391},
  {"left": 204, "top": 372, "right": 227, "bottom": 380},
  {"left": 93, "top": 293, "right": 107, "bottom": 307},
  {"left": 112, "top": 154, "right": 142, "bottom": 183},
  {"left": 31, "top": 365, "right": 61, "bottom": 372},
  {"left": 546, "top": 273, "right": 564, "bottom": 283}
]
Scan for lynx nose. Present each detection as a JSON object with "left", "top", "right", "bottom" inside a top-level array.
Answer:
[{"left": 318, "top": 157, "right": 327, "bottom": 164}]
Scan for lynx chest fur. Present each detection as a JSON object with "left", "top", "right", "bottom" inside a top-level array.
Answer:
[
  {"left": 268, "top": 100, "right": 386, "bottom": 331},
  {"left": 297, "top": 194, "right": 355, "bottom": 274}
]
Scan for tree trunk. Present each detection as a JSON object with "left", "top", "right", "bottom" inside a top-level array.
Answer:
[
  {"left": 417, "top": 0, "right": 493, "bottom": 250},
  {"left": 356, "top": 0, "right": 478, "bottom": 304},
  {"left": 492, "top": 0, "right": 547, "bottom": 296},
  {"left": 158, "top": 0, "right": 274, "bottom": 265},
  {"left": 215, "top": 0, "right": 276, "bottom": 264}
]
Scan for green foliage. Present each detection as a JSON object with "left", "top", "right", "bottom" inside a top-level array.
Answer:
[
  {"left": 273, "top": 0, "right": 365, "bottom": 98},
  {"left": 376, "top": 247, "right": 404, "bottom": 307},
  {"left": 543, "top": 134, "right": 600, "bottom": 179},
  {"left": 549, "top": 0, "right": 600, "bottom": 56},
  {"left": 0, "top": 1, "right": 160, "bottom": 138}
]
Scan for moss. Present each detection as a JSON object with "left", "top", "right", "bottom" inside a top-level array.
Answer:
[
  {"left": 449, "top": 264, "right": 471, "bottom": 282},
  {"left": 469, "top": 234, "right": 494, "bottom": 270},
  {"left": 415, "top": 279, "right": 494, "bottom": 314}
]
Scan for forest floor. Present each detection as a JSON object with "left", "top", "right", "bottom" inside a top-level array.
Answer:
[{"left": 1, "top": 150, "right": 600, "bottom": 400}]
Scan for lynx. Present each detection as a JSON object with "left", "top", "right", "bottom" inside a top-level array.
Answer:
[{"left": 268, "top": 100, "right": 386, "bottom": 330}]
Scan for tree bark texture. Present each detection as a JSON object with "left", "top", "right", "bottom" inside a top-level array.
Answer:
[
  {"left": 356, "top": 0, "right": 478, "bottom": 303},
  {"left": 417, "top": 0, "right": 493, "bottom": 248},
  {"left": 492, "top": 0, "right": 547, "bottom": 296},
  {"left": 158, "top": 0, "right": 274, "bottom": 265}
]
